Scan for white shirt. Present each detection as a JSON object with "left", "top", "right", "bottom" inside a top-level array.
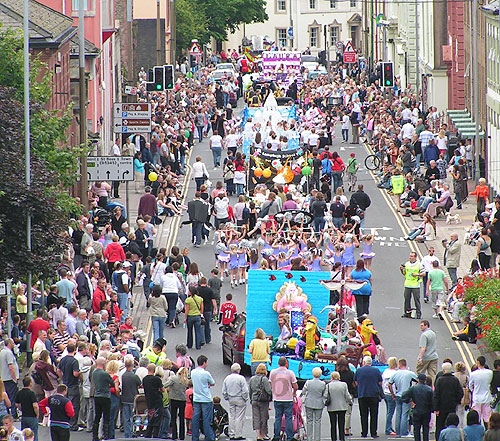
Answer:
[
  {"left": 112, "top": 143, "right": 121, "bottom": 156},
  {"left": 342, "top": 115, "right": 350, "bottom": 130},
  {"left": 382, "top": 368, "right": 397, "bottom": 395},
  {"left": 301, "top": 130, "right": 311, "bottom": 145},
  {"left": 244, "top": 122, "right": 253, "bottom": 132},
  {"left": 420, "top": 255, "right": 440, "bottom": 273},
  {"left": 308, "top": 133, "right": 320, "bottom": 147},
  {"left": 192, "top": 161, "right": 209, "bottom": 179},
  {"left": 401, "top": 122, "right": 415, "bottom": 140},
  {"left": 160, "top": 273, "right": 182, "bottom": 293},
  {"left": 469, "top": 368, "right": 493, "bottom": 404},
  {"left": 226, "top": 133, "right": 239, "bottom": 148},
  {"left": 210, "top": 134, "right": 223, "bottom": 148},
  {"left": 402, "top": 108, "right": 412, "bottom": 121},
  {"left": 214, "top": 197, "right": 229, "bottom": 219}
]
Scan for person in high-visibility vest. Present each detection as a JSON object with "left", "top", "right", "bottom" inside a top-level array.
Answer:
[
  {"left": 400, "top": 251, "right": 424, "bottom": 319},
  {"left": 391, "top": 170, "right": 405, "bottom": 209}
]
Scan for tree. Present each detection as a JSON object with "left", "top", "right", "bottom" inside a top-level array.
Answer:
[
  {"left": 175, "top": 0, "right": 210, "bottom": 55},
  {"left": 176, "top": 0, "right": 268, "bottom": 51},
  {"left": 0, "top": 25, "right": 84, "bottom": 216},
  {"left": 0, "top": 87, "right": 67, "bottom": 280}
]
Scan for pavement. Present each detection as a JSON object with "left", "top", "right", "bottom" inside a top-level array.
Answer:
[{"left": 30, "top": 111, "right": 485, "bottom": 441}]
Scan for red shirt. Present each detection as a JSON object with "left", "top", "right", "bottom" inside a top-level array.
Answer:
[
  {"left": 92, "top": 287, "right": 106, "bottom": 313},
  {"left": 220, "top": 302, "right": 237, "bottom": 325},
  {"left": 26, "top": 318, "right": 50, "bottom": 349},
  {"left": 104, "top": 242, "right": 126, "bottom": 263},
  {"left": 120, "top": 323, "right": 134, "bottom": 331}
]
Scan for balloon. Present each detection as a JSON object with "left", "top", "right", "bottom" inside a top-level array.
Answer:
[
  {"left": 301, "top": 166, "right": 312, "bottom": 176},
  {"left": 308, "top": 158, "right": 313, "bottom": 166},
  {"left": 283, "top": 166, "right": 294, "bottom": 183},
  {"left": 254, "top": 167, "right": 263, "bottom": 177},
  {"left": 262, "top": 168, "right": 272, "bottom": 178},
  {"left": 148, "top": 172, "right": 158, "bottom": 182}
]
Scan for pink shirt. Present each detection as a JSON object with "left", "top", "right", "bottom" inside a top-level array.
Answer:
[{"left": 269, "top": 366, "right": 297, "bottom": 401}]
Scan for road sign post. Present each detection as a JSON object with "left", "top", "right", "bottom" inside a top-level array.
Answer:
[
  {"left": 343, "top": 41, "right": 356, "bottom": 64},
  {"left": 288, "top": 27, "right": 293, "bottom": 38},
  {"left": 113, "top": 103, "right": 152, "bottom": 133},
  {"left": 86, "top": 156, "right": 134, "bottom": 182}
]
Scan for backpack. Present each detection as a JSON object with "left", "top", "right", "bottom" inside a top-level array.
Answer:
[
  {"left": 32, "top": 370, "right": 43, "bottom": 386},
  {"left": 258, "top": 201, "right": 273, "bottom": 218},
  {"left": 242, "top": 206, "right": 250, "bottom": 220},
  {"left": 322, "top": 158, "right": 332, "bottom": 174}
]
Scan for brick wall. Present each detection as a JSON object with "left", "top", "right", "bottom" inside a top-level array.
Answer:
[{"left": 447, "top": 0, "right": 465, "bottom": 109}]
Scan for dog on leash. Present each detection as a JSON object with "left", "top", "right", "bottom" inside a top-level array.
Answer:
[{"left": 446, "top": 213, "right": 462, "bottom": 224}]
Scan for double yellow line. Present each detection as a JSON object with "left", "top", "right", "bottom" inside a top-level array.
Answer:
[
  {"left": 143, "top": 151, "right": 194, "bottom": 348},
  {"left": 362, "top": 143, "right": 476, "bottom": 371}
]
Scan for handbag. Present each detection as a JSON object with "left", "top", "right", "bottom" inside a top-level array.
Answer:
[
  {"left": 256, "top": 376, "right": 272, "bottom": 402},
  {"left": 194, "top": 297, "right": 206, "bottom": 325}
]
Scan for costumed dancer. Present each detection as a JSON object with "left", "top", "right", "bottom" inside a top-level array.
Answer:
[
  {"left": 359, "top": 235, "right": 375, "bottom": 271},
  {"left": 342, "top": 234, "right": 358, "bottom": 277}
]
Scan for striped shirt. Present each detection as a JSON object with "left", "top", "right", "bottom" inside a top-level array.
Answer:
[{"left": 53, "top": 330, "right": 70, "bottom": 357}]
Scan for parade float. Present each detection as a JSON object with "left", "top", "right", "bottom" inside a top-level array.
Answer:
[{"left": 244, "top": 270, "right": 388, "bottom": 380}]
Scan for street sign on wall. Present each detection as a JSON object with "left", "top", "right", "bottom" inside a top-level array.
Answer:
[
  {"left": 343, "top": 41, "right": 356, "bottom": 63},
  {"left": 113, "top": 103, "right": 151, "bottom": 133},
  {"left": 87, "top": 156, "right": 134, "bottom": 181}
]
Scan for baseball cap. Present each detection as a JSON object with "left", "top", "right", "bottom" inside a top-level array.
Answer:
[
  {"left": 350, "top": 153, "right": 355, "bottom": 157},
  {"left": 122, "top": 261, "right": 132, "bottom": 268}
]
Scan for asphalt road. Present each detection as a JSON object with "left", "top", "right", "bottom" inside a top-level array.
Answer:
[{"left": 39, "top": 102, "right": 477, "bottom": 441}]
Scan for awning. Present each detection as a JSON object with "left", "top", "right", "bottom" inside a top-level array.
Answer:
[{"left": 447, "top": 110, "right": 485, "bottom": 139}]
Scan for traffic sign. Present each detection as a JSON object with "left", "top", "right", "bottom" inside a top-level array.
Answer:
[
  {"left": 113, "top": 103, "right": 151, "bottom": 133},
  {"left": 189, "top": 41, "right": 202, "bottom": 55},
  {"left": 124, "top": 86, "right": 137, "bottom": 96},
  {"left": 87, "top": 156, "right": 134, "bottom": 182},
  {"left": 288, "top": 27, "right": 293, "bottom": 38},
  {"left": 343, "top": 41, "right": 356, "bottom": 63},
  {"left": 336, "top": 41, "right": 344, "bottom": 51},
  {"left": 359, "top": 58, "right": 366, "bottom": 70}
]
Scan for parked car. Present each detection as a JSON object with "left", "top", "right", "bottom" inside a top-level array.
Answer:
[{"left": 221, "top": 312, "right": 246, "bottom": 367}]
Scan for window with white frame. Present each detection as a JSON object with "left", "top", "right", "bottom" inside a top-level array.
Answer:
[
  {"left": 309, "top": 0, "right": 317, "bottom": 9},
  {"left": 330, "top": 0, "right": 337, "bottom": 8},
  {"left": 277, "top": 28, "right": 288, "bottom": 48},
  {"left": 72, "top": 0, "right": 89, "bottom": 10},
  {"left": 277, "top": 0, "right": 286, "bottom": 12},
  {"left": 330, "top": 26, "right": 339, "bottom": 46},
  {"left": 310, "top": 27, "right": 319, "bottom": 47}
]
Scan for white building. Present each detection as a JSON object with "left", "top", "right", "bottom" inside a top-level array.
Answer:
[{"left": 224, "top": 0, "right": 363, "bottom": 58}]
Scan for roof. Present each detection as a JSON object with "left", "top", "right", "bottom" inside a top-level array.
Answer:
[
  {"left": 0, "top": 0, "right": 76, "bottom": 47},
  {"left": 69, "top": 35, "right": 100, "bottom": 58}
]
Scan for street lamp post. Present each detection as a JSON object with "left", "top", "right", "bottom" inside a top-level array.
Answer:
[{"left": 156, "top": 0, "right": 162, "bottom": 65}]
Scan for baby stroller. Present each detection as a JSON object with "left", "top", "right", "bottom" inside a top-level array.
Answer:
[
  {"left": 212, "top": 402, "right": 229, "bottom": 439},
  {"left": 133, "top": 394, "right": 148, "bottom": 437},
  {"left": 281, "top": 395, "right": 306, "bottom": 441}
]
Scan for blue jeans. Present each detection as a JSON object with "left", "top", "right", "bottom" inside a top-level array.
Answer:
[
  {"left": 332, "top": 171, "right": 343, "bottom": 192},
  {"left": 395, "top": 396, "right": 411, "bottom": 436},
  {"left": 152, "top": 316, "right": 165, "bottom": 341},
  {"left": 109, "top": 394, "right": 120, "bottom": 439},
  {"left": 203, "top": 311, "right": 213, "bottom": 343},
  {"left": 164, "top": 293, "right": 178, "bottom": 325},
  {"left": 408, "top": 227, "right": 423, "bottom": 240},
  {"left": 212, "top": 147, "right": 222, "bottom": 167},
  {"left": 195, "top": 177, "right": 205, "bottom": 191},
  {"left": 342, "top": 128, "right": 349, "bottom": 142},
  {"left": 192, "top": 401, "right": 214, "bottom": 441},
  {"left": 236, "top": 183, "right": 245, "bottom": 195},
  {"left": 117, "top": 292, "right": 128, "bottom": 324},
  {"left": 223, "top": 93, "right": 230, "bottom": 107},
  {"left": 152, "top": 153, "right": 160, "bottom": 166},
  {"left": 193, "top": 220, "right": 203, "bottom": 245},
  {"left": 180, "top": 155, "right": 186, "bottom": 173},
  {"left": 159, "top": 406, "right": 172, "bottom": 438},
  {"left": 274, "top": 401, "right": 294, "bottom": 441},
  {"left": 22, "top": 416, "right": 38, "bottom": 441},
  {"left": 384, "top": 394, "right": 396, "bottom": 434},
  {"left": 314, "top": 216, "right": 325, "bottom": 232},
  {"left": 186, "top": 315, "right": 203, "bottom": 349},
  {"left": 333, "top": 217, "right": 344, "bottom": 229},
  {"left": 122, "top": 402, "right": 134, "bottom": 438},
  {"left": 196, "top": 125, "right": 204, "bottom": 142}
]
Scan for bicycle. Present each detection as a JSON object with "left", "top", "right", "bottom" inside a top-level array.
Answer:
[{"left": 364, "top": 153, "right": 381, "bottom": 170}]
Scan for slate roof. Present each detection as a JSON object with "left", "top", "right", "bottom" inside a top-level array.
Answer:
[{"left": 0, "top": 0, "right": 76, "bottom": 47}]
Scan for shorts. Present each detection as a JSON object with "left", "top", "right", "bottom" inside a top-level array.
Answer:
[
  {"left": 472, "top": 402, "right": 492, "bottom": 422},
  {"left": 430, "top": 290, "right": 446, "bottom": 307}
]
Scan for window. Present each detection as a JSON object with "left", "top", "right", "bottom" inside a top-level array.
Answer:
[
  {"left": 350, "top": 0, "right": 357, "bottom": 6},
  {"left": 309, "top": 0, "right": 316, "bottom": 9},
  {"left": 277, "top": 28, "right": 287, "bottom": 48},
  {"left": 277, "top": 0, "right": 286, "bottom": 11},
  {"left": 330, "top": 0, "right": 337, "bottom": 8},
  {"left": 310, "top": 27, "right": 319, "bottom": 47},
  {"left": 330, "top": 26, "right": 339, "bottom": 46},
  {"left": 72, "top": 0, "right": 89, "bottom": 10}
]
